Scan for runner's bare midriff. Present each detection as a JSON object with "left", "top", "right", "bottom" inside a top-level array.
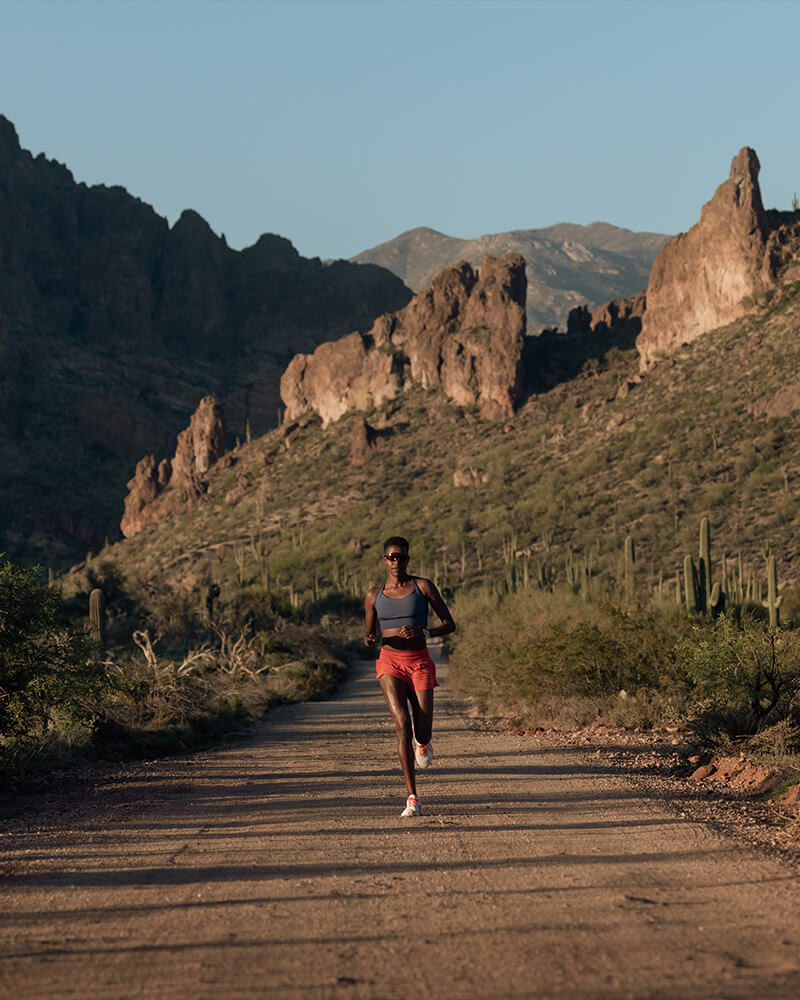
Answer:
[{"left": 381, "top": 630, "right": 427, "bottom": 651}]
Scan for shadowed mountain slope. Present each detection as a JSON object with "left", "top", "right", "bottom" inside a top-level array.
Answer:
[{"left": 0, "top": 115, "right": 412, "bottom": 563}]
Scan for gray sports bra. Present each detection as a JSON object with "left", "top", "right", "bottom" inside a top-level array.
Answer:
[{"left": 374, "top": 578, "right": 428, "bottom": 629}]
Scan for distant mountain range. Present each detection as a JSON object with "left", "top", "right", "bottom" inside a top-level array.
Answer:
[{"left": 351, "top": 223, "right": 670, "bottom": 331}]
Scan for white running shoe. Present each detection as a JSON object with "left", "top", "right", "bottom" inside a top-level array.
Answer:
[
  {"left": 414, "top": 739, "right": 433, "bottom": 769},
  {"left": 400, "top": 794, "right": 420, "bottom": 817}
]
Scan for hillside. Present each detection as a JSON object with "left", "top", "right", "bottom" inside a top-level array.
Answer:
[
  {"left": 83, "top": 275, "right": 800, "bottom": 621},
  {"left": 351, "top": 223, "right": 669, "bottom": 331},
  {"left": 0, "top": 115, "right": 411, "bottom": 564}
]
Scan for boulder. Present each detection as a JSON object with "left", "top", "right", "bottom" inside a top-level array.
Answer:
[
  {"left": 752, "top": 381, "right": 800, "bottom": 419},
  {"left": 280, "top": 253, "right": 527, "bottom": 425}
]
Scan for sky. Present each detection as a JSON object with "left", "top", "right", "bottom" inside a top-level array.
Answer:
[{"left": 1, "top": 0, "right": 799, "bottom": 260}]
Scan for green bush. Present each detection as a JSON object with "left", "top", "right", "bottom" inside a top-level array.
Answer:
[
  {"left": 680, "top": 616, "right": 800, "bottom": 738},
  {"left": 0, "top": 558, "right": 102, "bottom": 747},
  {"left": 448, "top": 586, "right": 693, "bottom": 715}
]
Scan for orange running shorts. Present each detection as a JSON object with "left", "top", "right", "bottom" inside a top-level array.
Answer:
[{"left": 376, "top": 646, "right": 439, "bottom": 690}]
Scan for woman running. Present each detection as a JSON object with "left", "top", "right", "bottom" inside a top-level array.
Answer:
[{"left": 365, "top": 536, "right": 456, "bottom": 817}]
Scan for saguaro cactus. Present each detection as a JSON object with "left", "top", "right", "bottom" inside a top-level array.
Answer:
[
  {"left": 684, "top": 555, "right": 699, "bottom": 613},
  {"left": 624, "top": 535, "right": 636, "bottom": 604},
  {"left": 709, "top": 581, "right": 725, "bottom": 620},
  {"left": 89, "top": 588, "right": 106, "bottom": 649},
  {"left": 763, "top": 555, "right": 783, "bottom": 629},
  {"left": 204, "top": 583, "right": 221, "bottom": 622},
  {"left": 698, "top": 516, "right": 712, "bottom": 614}
]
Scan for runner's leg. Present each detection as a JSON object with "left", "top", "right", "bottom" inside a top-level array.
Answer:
[
  {"left": 379, "top": 674, "right": 416, "bottom": 796},
  {"left": 408, "top": 687, "right": 434, "bottom": 746}
]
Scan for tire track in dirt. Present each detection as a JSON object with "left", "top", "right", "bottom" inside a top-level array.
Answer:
[{"left": 1, "top": 656, "right": 800, "bottom": 999}]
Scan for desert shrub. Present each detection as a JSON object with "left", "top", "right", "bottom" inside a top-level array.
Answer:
[
  {"left": 0, "top": 559, "right": 102, "bottom": 750},
  {"left": 680, "top": 616, "right": 800, "bottom": 739},
  {"left": 293, "top": 659, "right": 346, "bottom": 701},
  {"left": 449, "top": 586, "right": 693, "bottom": 716},
  {"left": 745, "top": 717, "right": 800, "bottom": 757},
  {"left": 122, "top": 575, "right": 202, "bottom": 642}
]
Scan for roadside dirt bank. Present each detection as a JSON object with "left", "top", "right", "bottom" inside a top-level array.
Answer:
[
  {"left": 1, "top": 657, "right": 799, "bottom": 999},
  {"left": 476, "top": 719, "right": 800, "bottom": 867}
]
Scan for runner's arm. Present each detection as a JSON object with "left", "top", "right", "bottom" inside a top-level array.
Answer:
[
  {"left": 417, "top": 578, "right": 456, "bottom": 637},
  {"left": 364, "top": 587, "right": 379, "bottom": 646}
]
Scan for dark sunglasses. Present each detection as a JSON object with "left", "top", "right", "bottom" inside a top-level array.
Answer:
[{"left": 383, "top": 552, "right": 408, "bottom": 562}]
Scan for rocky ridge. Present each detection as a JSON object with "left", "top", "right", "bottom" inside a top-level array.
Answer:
[
  {"left": 0, "top": 115, "right": 411, "bottom": 561},
  {"left": 636, "top": 147, "right": 800, "bottom": 367},
  {"left": 352, "top": 222, "right": 668, "bottom": 332},
  {"left": 280, "top": 253, "right": 527, "bottom": 425}
]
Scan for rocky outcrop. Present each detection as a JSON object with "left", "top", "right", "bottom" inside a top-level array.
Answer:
[
  {"left": 569, "top": 150, "right": 800, "bottom": 372},
  {"left": 0, "top": 115, "right": 411, "bottom": 561},
  {"left": 352, "top": 223, "right": 668, "bottom": 332},
  {"left": 121, "top": 397, "right": 226, "bottom": 537},
  {"left": 564, "top": 291, "right": 647, "bottom": 341},
  {"left": 637, "top": 149, "right": 770, "bottom": 367},
  {"left": 281, "top": 332, "right": 402, "bottom": 428},
  {"left": 170, "top": 397, "right": 226, "bottom": 493},
  {"left": 750, "top": 381, "right": 800, "bottom": 419},
  {"left": 281, "top": 254, "right": 527, "bottom": 425},
  {"left": 591, "top": 291, "right": 647, "bottom": 336}
]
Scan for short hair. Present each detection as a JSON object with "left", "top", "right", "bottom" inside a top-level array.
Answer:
[{"left": 383, "top": 535, "right": 409, "bottom": 553}]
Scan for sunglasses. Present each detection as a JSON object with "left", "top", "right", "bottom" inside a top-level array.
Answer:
[{"left": 383, "top": 552, "right": 408, "bottom": 562}]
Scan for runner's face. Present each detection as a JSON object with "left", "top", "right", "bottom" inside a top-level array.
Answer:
[{"left": 383, "top": 547, "right": 409, "bottom": 575}]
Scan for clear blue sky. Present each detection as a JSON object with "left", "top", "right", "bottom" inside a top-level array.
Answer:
[{"left": 2, "top": 0, "right": 798, "bottom": 260}]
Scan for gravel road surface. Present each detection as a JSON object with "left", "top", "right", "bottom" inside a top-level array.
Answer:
[{"left": 1, "top": 657, "right": 799, "bottom": 999}]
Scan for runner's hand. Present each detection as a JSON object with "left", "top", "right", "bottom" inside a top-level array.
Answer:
[
  {"left": 365, "top": 632, "right": 377, "bottom": 646},
  {"left": 398, "top": 625, "right": 424, "bottom": 639}
]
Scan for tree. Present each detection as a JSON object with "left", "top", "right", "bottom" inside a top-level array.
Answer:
[
  {"left": 792, "top": 192, "right": 799, "bottom": 212},
  {"left": 0, "top": 559, "right": 102, "bottom": 740}
]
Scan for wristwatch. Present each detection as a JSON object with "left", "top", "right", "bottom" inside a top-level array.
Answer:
[{"left": 423, "top": 628, "right": 431, "bottom": 638}]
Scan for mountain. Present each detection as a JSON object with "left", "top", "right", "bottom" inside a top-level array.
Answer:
[
  {"left": 351, "top": 223, "right": 669, "bottom": 331},
  {"left": 0, "top": 115, "right": 412, "bottom": 564},
  {"left": 284, "top": 147, "right": 800, "bottom": 434},
  {"left": 90, "top": 275, "right": 800, "bottom": 622},
  {"left": 90, "top": 145, "right": 800, "bottom": 615}
]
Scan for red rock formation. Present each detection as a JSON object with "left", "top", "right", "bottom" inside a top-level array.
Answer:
[
  {"left": 579, "top": 152, "right": 800, "bottom": 371},
  {"left": 636, "top": 148, "right": 769, "bottom": 368},
  {"left": 280, "top": 253, "right": 527, "bottom": 424},
  {"left": 170, "top": 396, "right": 226, "bottom": 492},
  {"left": 590, "top": 291, "right": 646, "bottom": 334},
  {"left": 281, "top": 333, "right": 402, "bottom": 427},
  {"left": 121, "top": 396, "right": 226, "bottom": 537}
]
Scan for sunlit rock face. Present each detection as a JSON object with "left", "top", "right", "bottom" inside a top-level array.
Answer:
[
  {"left": 280, "top": 253, "right": 527, "bottom": 425},
  {"left": 121, "top": 396, "right": 226, "bottom": 537},
  {"left": 636, "top": 148, "right": 769, "bottom": 368}
]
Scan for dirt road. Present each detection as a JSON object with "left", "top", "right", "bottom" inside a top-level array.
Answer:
[{"left": 2, "top": 657, "right": 800, "bottom": 999}]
